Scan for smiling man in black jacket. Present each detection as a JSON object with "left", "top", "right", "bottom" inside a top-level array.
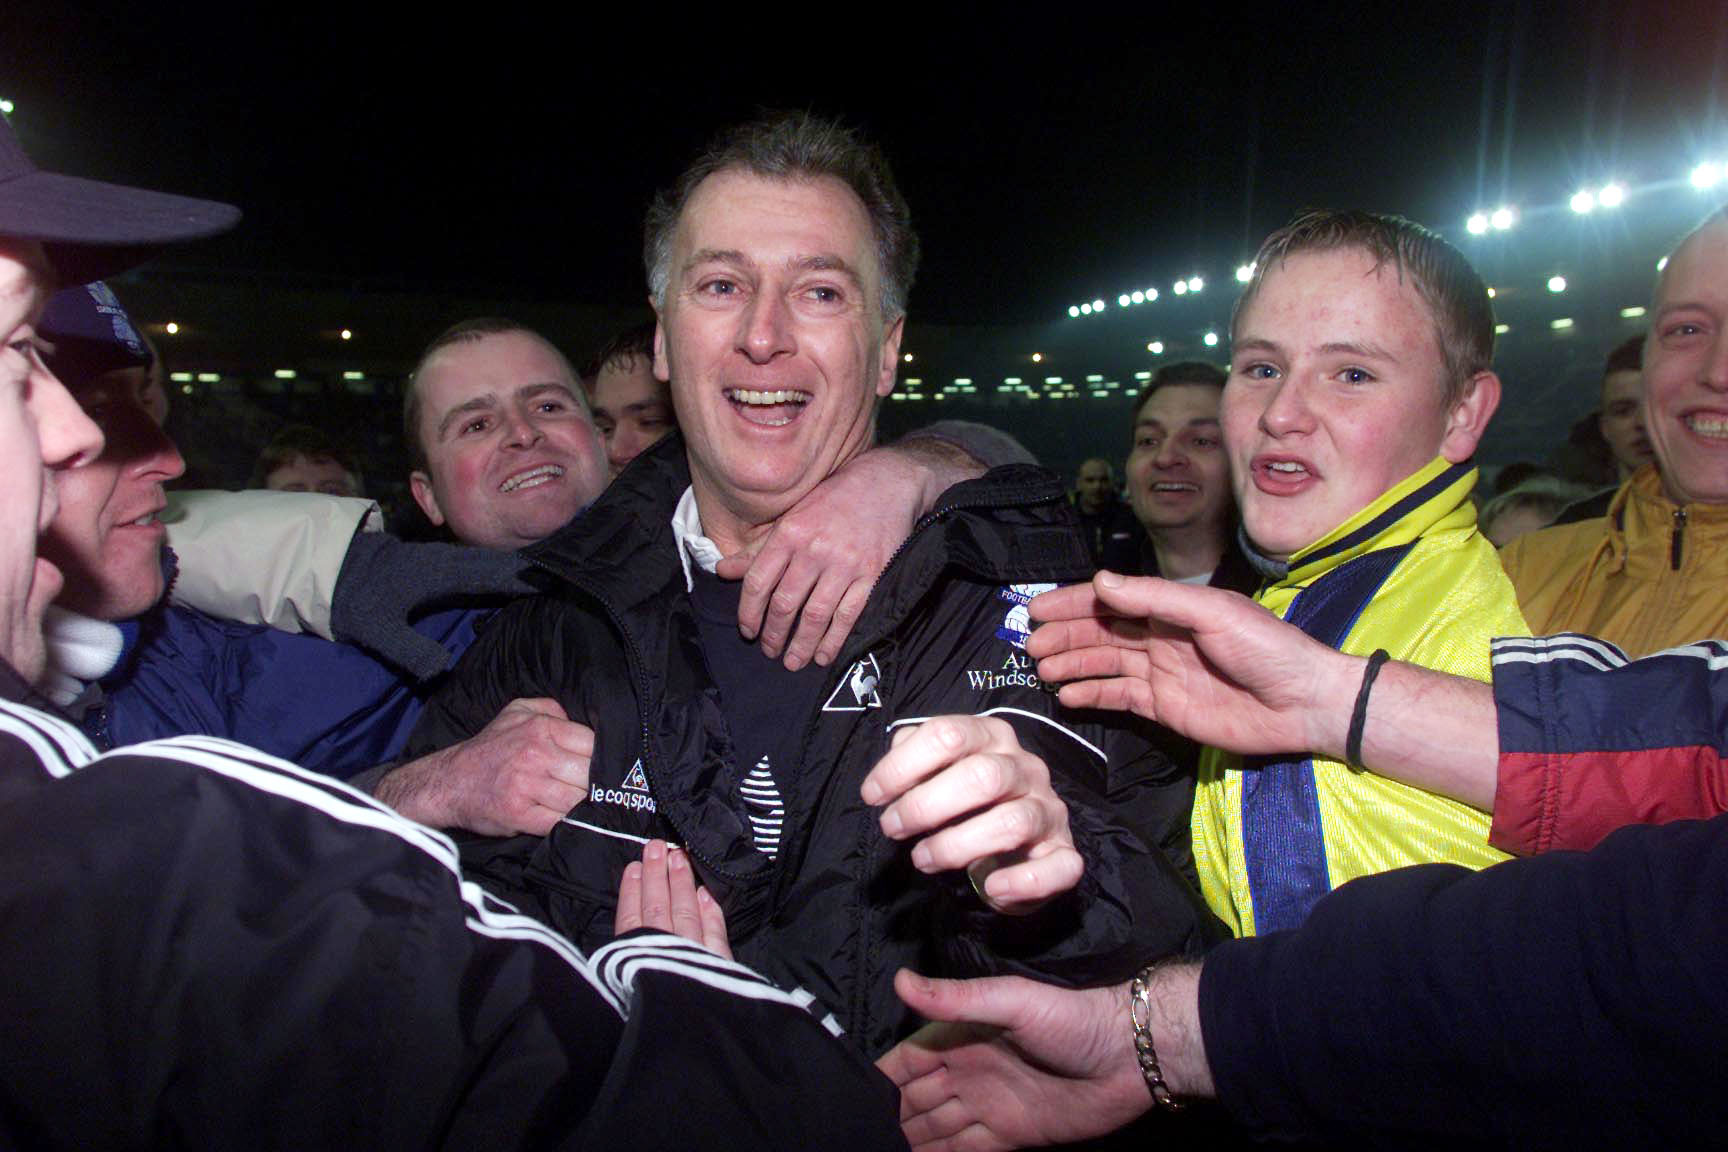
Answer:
[{"left": 404, "top": 112, "right": 1214, "bottom": 1054}]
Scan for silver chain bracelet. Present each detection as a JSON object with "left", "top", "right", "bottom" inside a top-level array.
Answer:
[{"left": 1129, "top": 963, "right": 1185, "bottom": 1113}]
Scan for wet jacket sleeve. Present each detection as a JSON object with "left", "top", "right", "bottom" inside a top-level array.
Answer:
[
  {"left": 1488, "top": 634, "right": 1728, "bottom": 855},
  {"left": 1199, "top": 812, "right": 1728, "bottom": 1149},
  {"left": 0, "top": 734, "right": 905, "bottom": 1150}
]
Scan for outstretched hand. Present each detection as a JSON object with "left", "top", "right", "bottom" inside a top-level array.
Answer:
[
  {"left": 1027, "top": 572, "right": 1354, "bottom": 759},
  {"left": 614, "top": 839, "right": 731, "bottom": 959},
  {"left": 861, "top": 716, "right": 1081, "bottom": 913},
  {"left": 879, "top": 969, "right": 1150, "bottom": 1151}
]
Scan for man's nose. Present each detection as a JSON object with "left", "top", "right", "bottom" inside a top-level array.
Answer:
[
  {"left": 1259, "top": 376, "right": 1316, "bottom": 437},
  {"left": 504, "top": 408, "right": 545, "bottom": 447},
  {"left": 1704, "top": 333, "right": 1728, "bottom": 393},
  {"left": 737, "top": 292, "right": 794, "bottom": 364}
]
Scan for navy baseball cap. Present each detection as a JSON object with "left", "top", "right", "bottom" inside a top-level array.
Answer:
[
  {"left": 0, "top": 114, "right": 240, "bottom": 284},
  {"left": 39, "top": 282, "right": 153, "bottom": 385}
]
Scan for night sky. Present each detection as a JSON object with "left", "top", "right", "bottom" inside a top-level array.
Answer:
[{"left": 3, "top": 1, "right": 1724, "bottom": 324}]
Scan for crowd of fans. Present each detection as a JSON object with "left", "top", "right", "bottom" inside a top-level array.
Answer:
[{"left": 2, "top": 103, "right": 1725, "bottom": 1150}]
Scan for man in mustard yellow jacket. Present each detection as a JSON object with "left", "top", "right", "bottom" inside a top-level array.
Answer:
[
  {"left": 1189, "top": 209, "right": 1529, "bottom": 937},
  {"left": 1499, "top": 207, "right": 1728, "bottom": 658}
]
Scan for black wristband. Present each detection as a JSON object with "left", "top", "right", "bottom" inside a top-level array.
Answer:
[{"left": 1345, "top": 649, "right": 1391, "bottom": 767}]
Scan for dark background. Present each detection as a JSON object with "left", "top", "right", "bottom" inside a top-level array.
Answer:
[{"left": 3, "top": 1, "right": 1726, "bottom": 513}]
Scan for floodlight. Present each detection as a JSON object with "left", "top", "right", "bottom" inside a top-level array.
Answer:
[
  {"left": 1148, "top": 341, "right": 1164, "bottom": 354},
  {"left": 1598, "top": 183, "right": 1625, "bottom": 208},
  {"left": 1146, "top": 288, "right": 1159, "bottom": 301},
  {"left": 1691, "top": 162, "right": 1722, "bottom": 190},
  {"left": 1032, "top": 353, "right": 1043, "bottom": 362},
  {"left": 1466, "top": 213, "right": 1489, "bottom": 235},
  {"left": 340, "top": 328, "right": 353, "bottom": 341},
  {"left": 1202, "top": 332, "right": 1219, "bottom": 347},
  {"left": 1092, "top": 299, "right": 1105, "bottom": 312},
  {"left": 1131, "top": 290, "right": 1145, "bottom": 304},
  {"left": 903, "top": 353, "right": 914, "bottom": 362},
  {"left": 1547, "top": 275, "right": 1567, "bottom": 293},
  {"left": 274, "top": 369, "right": 296, "bottom": 380},
  {"left": 1490, "top": 206, "right": 1515, "bottom": 230},
  {"left": 1068, "top": 305, "right": 1080, "bottom": 317},
  {"left": 0, "top": 100, "right": 13, "bottom": 116},
  {"left": 1119, "top": 294, "right": 1131, "bottom": 308},
  {"left": 343, "top": 371, "right": 365, "bottom": 381},
  {"left": 164, "top": 322, "right": 180, "bottom": 335},
  {"left": 1570, "top": 190, "right": 1596, "bottom": 215},
  {"left": 1080, "top": 304, "right": 1092, "bottom": 315},
  {"left": 197, "top": 373, "right": 220, "bottom": 383},
  {"left": 1551, "top": 318, "right": 1574, "bottom": 330},
  {"left": 1620, "top": 306, "right": 1646, "bottom": 319},
  {"left": 1495, "top": 324, "right": 1510, "bottom": 334},
  {"left": 1486, "top": 287, "right": 1496, "bottom": 298},
  {"left": 1187, "top": 276, "right": 1204, "bottom": 293},
  {"left": 1235, "top": 264, "right": 1254, "bottom": 283},
  {"left": 1173, "top": 281, "right": 1188, "bottom": 296}
]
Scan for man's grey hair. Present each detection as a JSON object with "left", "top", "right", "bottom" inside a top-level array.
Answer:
[{"left": 643, "top": 111, "right": 920, "bottom": 323}]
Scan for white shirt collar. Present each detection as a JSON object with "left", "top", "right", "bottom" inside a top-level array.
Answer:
[{"left": 671, "top": 486, "right": 726, "bottom": 592}]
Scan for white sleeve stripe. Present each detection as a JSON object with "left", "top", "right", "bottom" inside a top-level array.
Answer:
[
  {"left": 887, "top": 706, "right": 1107, "bottom": 762},
  {"left": 594, "top": 936, "right": 796, "bottom": 997},
  {"left": 1491, "top": 633, "right": 1628, "bottom": 666},
  {"left": 591, "top": 938, "right": 839, "bottom": 1029},
  {"left": 1492, "top": 648, "right": 1618, "bottom": 672},
  {"left": 70, "top": 735, "right": 623, "bottom": 1008},
  {"left": 600, "top": 954, "right": 817, "bottom": 1015},
  {"left": 146, "top": 733, "right": 398, "bottom": 811},
  {"left": 117, "top": 739, "right": 463, "bottom": 870},
  {"left": 0, "top": 701, "right": 98, "bottom": 773}
]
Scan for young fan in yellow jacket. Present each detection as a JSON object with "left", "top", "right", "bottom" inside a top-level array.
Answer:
[{"left": 1191, "top": 209, "right": 1529, "bottom": 937}]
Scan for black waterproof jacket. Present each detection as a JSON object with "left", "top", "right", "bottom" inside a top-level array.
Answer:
[
  {"left": 0, "top": 659, "right": 907, "bottom": 1150},
  {"left": 405, "top": 435, "right": 1217, "bottom": 1054}
]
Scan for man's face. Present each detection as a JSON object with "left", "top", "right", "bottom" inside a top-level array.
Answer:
[
  {"left": 1075, "top": 460, "right": 1115, "bottom": 512},
  {"left": 1645, "top": 219, "right": 1728, "bottom": 506},
  {"left": 1126, "top": 384, "right": 1231, "bottom": 537},
  {"left": 38, "top": 360, "right": 185, "bottom": 621},
  {"left": 1599, "top": 368, "right": 1653, "bottom": 478},
  {"left": 0, "top": 240, "right": 105, "bottom": 679},
  {"left": 589, "top": 354, "right": 674, "bottom": 479},
  {"left": 1225, "top": 247, "right": 1492, "bottom": 559},
  {"left": 409, "top": 330, "right": 609, "bottom": 550},
  {"left": 653, "top": 171, "right": 902, "bottom": 538},
  {"left": 265, "top": 453, "right": 360, "bottom": 497}
]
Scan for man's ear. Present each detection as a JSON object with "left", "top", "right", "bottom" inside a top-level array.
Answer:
[
  {"left": 1439, "top": 371, "right": 1501, "bottom": 463},
  {"left": 409, "top": 470, "right": 446, "bottom": 527},
  {"left": 650, "top": 295, "right": 671, "bottom": 385},
  {"left": 876, "top": 315, "right": 906, "bottom": 398}
]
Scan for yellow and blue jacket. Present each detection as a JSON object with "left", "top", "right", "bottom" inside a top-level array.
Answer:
[{"left": 1193, "top": 457, "right": 1529, "bottom": 937}]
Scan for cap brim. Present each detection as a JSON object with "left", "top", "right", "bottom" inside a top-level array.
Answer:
[{"left": 0, "top": 170, "right": 240, "bottom": 283}]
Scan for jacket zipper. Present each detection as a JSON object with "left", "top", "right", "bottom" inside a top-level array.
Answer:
[
  {"left": 1670, "top": 506, "right": 1688, "bottom": 570},
  {"left": 526, "top": 559, "right": 750, "bottom": 887}
]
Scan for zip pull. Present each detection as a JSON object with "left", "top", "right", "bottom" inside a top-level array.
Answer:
[{"left": 1671, "top": 506, "right": 1689, "bottom": 570}]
